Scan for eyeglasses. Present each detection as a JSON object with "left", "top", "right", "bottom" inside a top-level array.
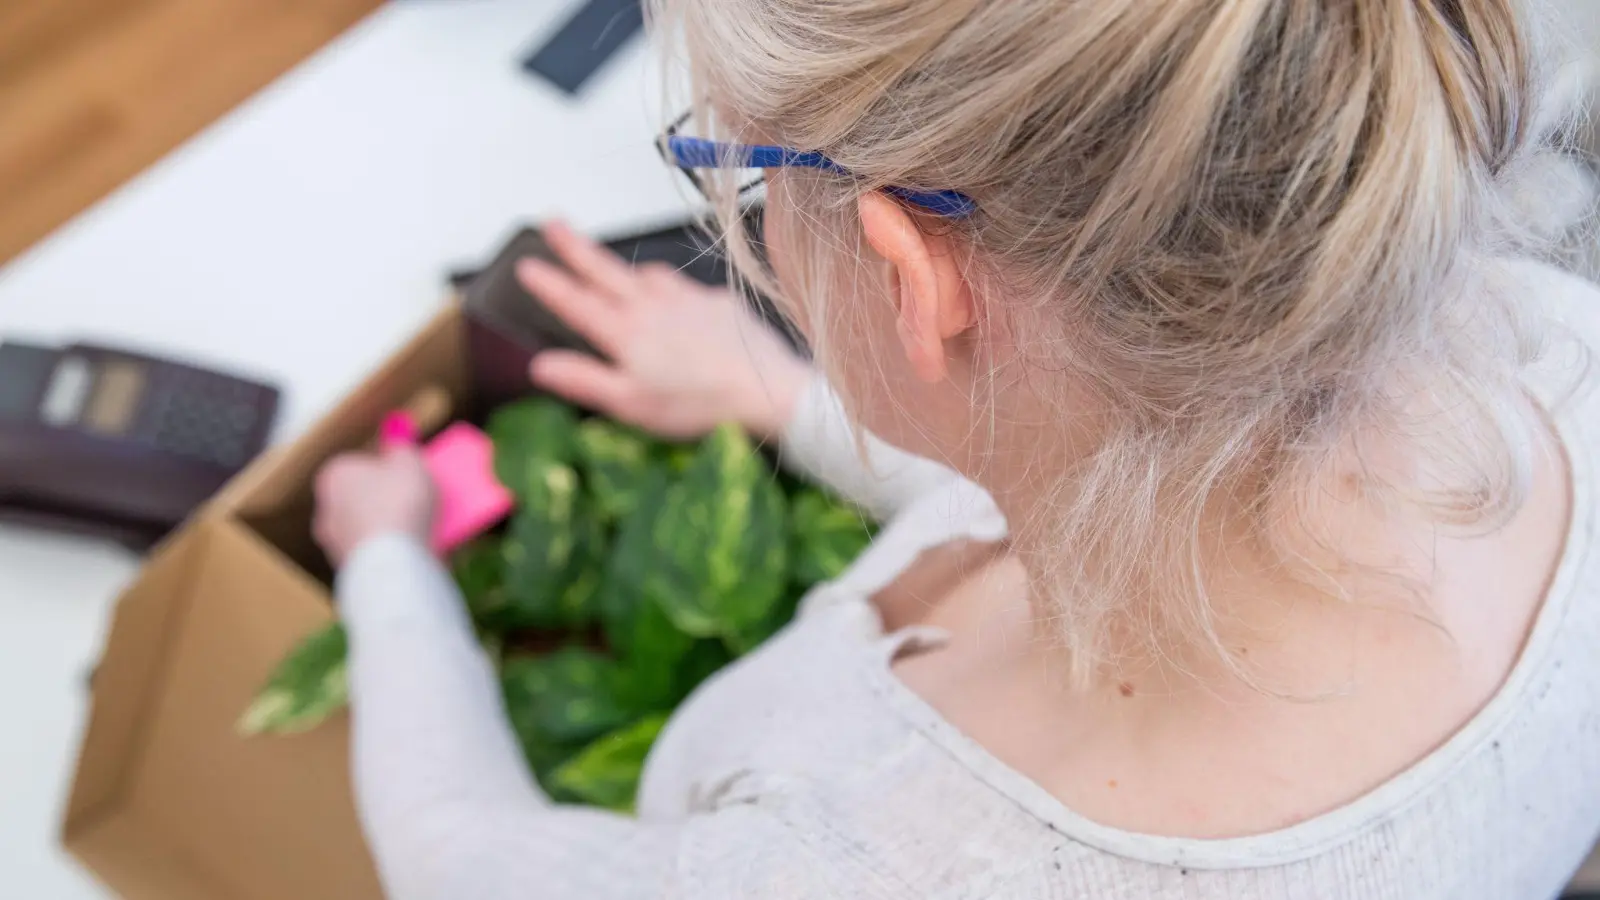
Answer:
[{"left": 656, "top": 112, "right": 977, "bottom": 219}]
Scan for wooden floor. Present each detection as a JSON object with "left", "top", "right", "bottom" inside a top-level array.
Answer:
[{"left": 0, "top": 0, "right": 382, "bottom": 267}]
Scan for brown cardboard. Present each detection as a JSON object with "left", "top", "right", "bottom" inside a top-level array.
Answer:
[
  {"left": 64, "top": 516, "right": 384, "bottom": 900},
  {"left": 216, "top": 307, "right": 472, "bottom": 582},
  {"left": 1575, "top": 847, "right": 1600, "bottom": 892},
  {"left": 62, "top": 305, "right": 474, "bottom": 900}
]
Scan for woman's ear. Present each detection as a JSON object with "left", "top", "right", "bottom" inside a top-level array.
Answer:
[{"left": 858, "top": 193, "right": 977, "bottom": 383}]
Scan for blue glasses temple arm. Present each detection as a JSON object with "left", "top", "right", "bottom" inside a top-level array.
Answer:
[
  {"left": 667, "top": 136, "right": 836, "bottom": 172},
  {"left": 665, "top": 135, "right": 975, "bottom": 218}
]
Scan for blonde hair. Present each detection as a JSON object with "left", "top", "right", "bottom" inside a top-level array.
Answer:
[{"left": 653, "top": 0, "right": 1594, "bottom": 685}]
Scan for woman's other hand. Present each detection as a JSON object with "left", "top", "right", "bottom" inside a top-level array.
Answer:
[
  {"left": 518, "top": 221, "right": 812, "bottom": 440},
  {"left": 313, "top": 446, "right": 436, "bottom": 567}
]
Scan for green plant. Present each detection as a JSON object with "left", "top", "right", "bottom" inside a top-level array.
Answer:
[
  {"left": 238, "top": 621, "right": 349, "bottom": 736},
  {"left": 241, "top": 397, "right": 873, "bottom": 811},
  {"left": 549, "top": 714, "right": 669, "bottom": 812}
]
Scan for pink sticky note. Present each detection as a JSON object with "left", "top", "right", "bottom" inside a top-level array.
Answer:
[
  {"left": 380, "top": 413, "right": 513, "bottom": 554},
  {"left": 421, "top": 423, "right": 514, "bottom": 553}
]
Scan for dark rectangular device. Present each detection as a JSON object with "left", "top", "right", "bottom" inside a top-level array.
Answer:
[
  {"left": 0, "top": 341, "right": 280, "bottom": 550},
  {"left": 521, "top": 0, "right": 645, "bottom": 95},
  {"left": 458, "top": 220, "right": 797, "bottom": 415}
]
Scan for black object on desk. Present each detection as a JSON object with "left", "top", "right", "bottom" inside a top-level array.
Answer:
[
  {"left": 458, "top": 222, "right": 721, "bottom": 413},
  {"left": 0, "top": 341, "right": 279, "bottom": 550},
  {"left": 456, "top": 217, "right": 793, "bottom": 416},
  {"left": 522, "top": 0, "right": 645, "bottom": 95}
]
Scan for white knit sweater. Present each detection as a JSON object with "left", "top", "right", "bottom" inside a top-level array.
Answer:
[{"left": 337, "top": 261, "right": 1600, "bottom": 899}]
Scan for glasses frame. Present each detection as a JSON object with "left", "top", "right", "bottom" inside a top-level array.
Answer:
[{"left": 656, "top": 113, "right": 976, "bottom": 219}]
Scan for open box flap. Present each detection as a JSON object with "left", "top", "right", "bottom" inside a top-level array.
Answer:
[
  {"left": 211, "top": 305, "right": 470, "bottom": 580},
  {"left": 62, "top": 811, "right": 237, "bottom": 900},
  {"left": 64, "top": 523, "right": 210, "bottom": 831},
  {"left": 64, "top": 518, "right": 384, "bottom": 900}
]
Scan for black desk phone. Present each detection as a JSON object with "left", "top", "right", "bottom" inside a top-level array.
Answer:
[{"left": 0, "top": 340, "right": 279, "bottom": 550}]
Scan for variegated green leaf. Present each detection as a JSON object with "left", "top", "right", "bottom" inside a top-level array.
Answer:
[
  {"left": 499, "top": 460, "right": 607, "bottom": 630},
  {"left": 557, "top": 526, "right": 606, "bottom": 624},
  {"left": 650, "top": 425, "right": 788, "bottom": 639},
  {"left": 499, "top": 649, "right": 639, "bottom": 746},
  {"left": 512, "top": 726, "right": 584, "bottom": 800},
  {"left": 452, "top": 537, "right": 509, "bottom": 624},
  {"left": 573, "top": 418, "right": 664, "bottom": 524},
  {"left": 723, "top": 590, "right": 802, "bottom": 657},
  {"left": 549, "top": 714, "right": 669, "bottom": 813},
  {"left": 662, "top": 444, "right": 696, "bottom": 474},
  {"left": 500, "top": 659, "right": 585, "bottom": 796},
  {"left": 671, "top": 638, "right": 735, "bottom": 699},
  {"left": 599, "top": 470, "right": 694, "bottom": 708},
  {"left": 488, "top": 398, "right": 579, "bottom": 502},
  {"left": 789, "top": 488, "right": 875, "bottom": 589},
  {"left": 238, "top": 621, "right": 348, "bottom": 736}
]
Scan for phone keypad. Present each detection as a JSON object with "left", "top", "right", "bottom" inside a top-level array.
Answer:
[{"left": 135, "top": 368, "right": 267, "bottom": 469}]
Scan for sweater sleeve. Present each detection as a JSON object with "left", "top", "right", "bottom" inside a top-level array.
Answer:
[
  {"left": 339, "top": 534, "right": 882, "bottom": 900},
  {"left": 777, "top": 374, "right": 964, "bottom": 521}
]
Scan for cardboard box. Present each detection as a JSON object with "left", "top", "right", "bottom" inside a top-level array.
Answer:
[
  {"left": 60, "top": 221, "right": 735, "bottom": 899},
  {"left": 62, "top": 308, "right": 470, "bottom": 900},
  {"left": 1575, "top": 849, "right": 1600, "bottom": 894}
]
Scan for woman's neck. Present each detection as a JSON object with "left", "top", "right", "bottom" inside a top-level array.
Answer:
[{"left": 973, "top": 399, "right": 1548, "bottom": 696}]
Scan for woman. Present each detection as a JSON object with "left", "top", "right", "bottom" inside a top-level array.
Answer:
[{"left": 313, "top": 1, "right": 1600, "bottom": 896}]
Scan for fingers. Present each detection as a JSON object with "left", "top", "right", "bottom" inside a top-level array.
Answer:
[
  {"left": 516, "top": 257, "right": 626, "bottom": 356},
  {"left": 636, "top": 260, "right": 716, "bottom": 302},
  {"left": 529, "top": 351, "right": 635, "bottom": 415},
  {"left": 379, "top": 442, "right": 425, "bottom": 472},
  {"left": 542, "top": 220, "right": 641, "bottom": 302},
  {"left": 315, "top": 453, "right": 361, "bottom": 499},
  {"left": 636, "top": 261, "right": 681, "bottom": 286},
  {"left": 316, "top": 450, "right": 412, "bottom": 502},
  {"left": 312, "top": 453, "right": 360, "bottom": 555}
]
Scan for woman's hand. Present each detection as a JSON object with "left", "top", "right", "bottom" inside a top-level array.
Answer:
[
  {"left": 517, "top": 221, "right": 812, "bottom": 441},
  {"left": 313, "top": 446, "right": 436, "bottom": 567}
]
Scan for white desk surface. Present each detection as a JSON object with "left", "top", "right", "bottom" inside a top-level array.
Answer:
[{"left": 0, "top": 1, "right": 688, "bottom": 895}]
